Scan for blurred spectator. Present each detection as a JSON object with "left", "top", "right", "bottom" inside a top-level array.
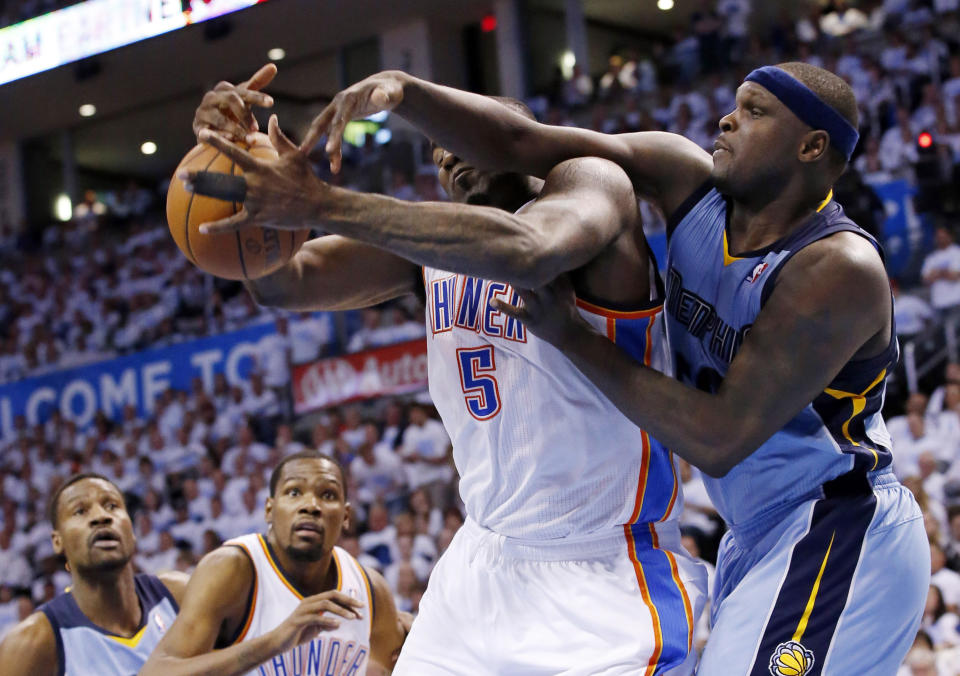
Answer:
[
  {"left": 350, "top": 423, "right": 406, "bottom": 511},
  {"left": 922, "top": 226, "right": 960, "bottom": 315},
  {"left": 400, "top": 405, "right": 453, "bottom": 511},
  {"left": 893, "top": 280, "right": 936, "bottom": 337}
]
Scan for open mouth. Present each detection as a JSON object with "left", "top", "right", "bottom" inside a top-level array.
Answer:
[{"left": 90, "top": 530, "right": 121, "bottom": 549}]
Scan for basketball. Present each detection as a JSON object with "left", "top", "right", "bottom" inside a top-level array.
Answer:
[{"left": 166, "top": 136, "right": 310, "bottom": 280}]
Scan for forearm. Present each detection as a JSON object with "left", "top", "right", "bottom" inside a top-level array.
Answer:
[
  {"left": 556, "top": 323, "right": 742, "bottom": 476},
  {"left": 243, "top": 236, "right": 413, "bottom": 311},
  {"left": 140, "top": 631, "right": 281, "bottom": 676},
  {"left": 320, "top": 188, "right": 548, "bottom": 288},
  {"left": 396, "top": 73, "right": 559, "bottom": 178}
]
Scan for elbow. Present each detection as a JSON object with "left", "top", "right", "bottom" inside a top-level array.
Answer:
[
  {"left": 689, "top": 434, "right": 750, "bottom": 479},
  {"left": 243, "top": 282, "right": 283, "bottom": 310},
  {"left": 508, "top": 233, "right": 565, "bottom": 289}
]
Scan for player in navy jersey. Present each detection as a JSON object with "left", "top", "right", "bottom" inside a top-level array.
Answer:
[
  {"left": 0, "top": 474, "right": 188, "bottom": 676},
  {"left": 297, "top": 63, "right": 930, "bottom": 672}
]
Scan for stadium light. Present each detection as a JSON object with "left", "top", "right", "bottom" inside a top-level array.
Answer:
[
  {"left": 54, "top": 194, "right": 72, "bottom": 222},
  {"left": 560, "top": 50, "right": 576, "bottom": 79},
  {"left": 141, "top": 141, "right": 157, "bottom": 155},
  {"left": 267, "top": 47, "right": 285, "bottom": 61},
  {"left": 78, "top": 104, "right": 96, "bottom": 117},
  {"left": 481, "top": 14, "right": 497, "bottom": 32},
  {"left": 918, "top": 132, "right": 933, "bottom": 149},
  {"left": 657, "top": 0, "right": 674, "bottom": 10}
]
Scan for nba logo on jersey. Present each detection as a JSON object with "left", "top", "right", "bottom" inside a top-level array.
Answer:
[{"left": 746, "top": 262, "right": 769, "bottom": 284}]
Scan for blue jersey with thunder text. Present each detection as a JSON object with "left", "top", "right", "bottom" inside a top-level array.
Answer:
[{"left": 665, "top": 182, "right": 897, "bottom": 543}]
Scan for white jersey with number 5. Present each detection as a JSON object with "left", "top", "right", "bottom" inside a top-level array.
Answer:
[
  {"left": 423, "top": 265, "right": 681, "bottom": 539},
  {"left": 224, "top": 534, "right": 374, "bottom": 676}
]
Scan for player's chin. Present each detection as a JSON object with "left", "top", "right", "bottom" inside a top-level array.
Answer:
[
  {"left": 85, "top": 549, "right": 132, "bottom": 570},
  {"left": 286, "top": 542, "right": 327, "bottom": 562}
]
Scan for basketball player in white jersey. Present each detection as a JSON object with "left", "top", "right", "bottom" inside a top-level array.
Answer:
[
  {"left": 0, "top": 473, "right": 188, "bottom": 675},
  {"left": 183, "top": 68, "right": 706, "bottom": 674},
  {"left": 140, "top": 452, "right": 407, "bottom": 676}
]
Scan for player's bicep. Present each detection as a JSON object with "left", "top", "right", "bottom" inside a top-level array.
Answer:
[
  {"left": 365, "top": 568, "right": 405, "bottom": 672},
  {"left": 718, "top": 239, "right": 890, "bottom": 462},
  {"left": 518, "top": 157, "right": 637, "bottom": 282},
  {"left": 0, "top": 613, "right": 58, "bottom": 676},
  {"left": 250, "top": 235, "right": 419, "bottom": 311},
  {"left": 517, "top": 127, "right": 711, "bottom": 213},
  {"left": 150, "top": 547, "right": 253, "bottom": 659}
]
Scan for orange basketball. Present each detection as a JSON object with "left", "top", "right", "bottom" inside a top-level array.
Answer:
[{"left": 166, "top": 136, "right": 310, "bottom": 280}]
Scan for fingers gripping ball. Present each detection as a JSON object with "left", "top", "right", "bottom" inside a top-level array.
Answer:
[{"left": 166, "top": 137, "right": 310, "bottom": 280}]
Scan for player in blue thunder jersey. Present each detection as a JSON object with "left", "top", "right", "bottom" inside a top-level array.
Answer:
[
  {"left": 0, "top": 474, "right": 188, "bottom": 676},
  {"left": 473, "top": 63, "right": 927, "bottom": 674}
]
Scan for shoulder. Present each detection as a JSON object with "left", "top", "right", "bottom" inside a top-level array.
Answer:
[
  {"left": 541, "top": 157, "right": 633, "bottom": 197},
  {"left": 777, "top": 231, "right": 889, "bottom": 317},
  {"left": 157, "top": 570, "right": 191, "bottom": 606},
  {"left": 0, "top": 611, "right": 57, "bottom": 674},
  {"left": 185, "top": 544, "right": 256, "bottom": 601}
]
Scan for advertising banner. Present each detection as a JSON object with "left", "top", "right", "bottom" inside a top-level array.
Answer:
[
  {"left": 292, "top": 339, "right": 428, "bottom": 414},
  {"left": 0, "top": 321, "right": 275, "bottom": 438}
]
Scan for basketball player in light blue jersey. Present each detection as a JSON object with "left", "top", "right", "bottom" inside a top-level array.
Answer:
[
  {"left": 0, "top": 474, "right": 188, "bottom": 676},
  {"left": 484, "top": 65, "right": 928, "bottom": 674},
  {"left": 256, "top": 61, "right": 929, "bottom": 673}
]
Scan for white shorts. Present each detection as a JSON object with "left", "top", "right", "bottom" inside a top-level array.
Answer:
[{"left": 395, "top": 518, "right": 708, "bottom": 676}]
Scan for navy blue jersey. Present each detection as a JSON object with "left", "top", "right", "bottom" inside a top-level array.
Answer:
[
  {"left": 39, "top": 574, "right": 178, "bottom": 676},
  {"left": 665, "top": 182, "right": 897, "bottom": 541}
]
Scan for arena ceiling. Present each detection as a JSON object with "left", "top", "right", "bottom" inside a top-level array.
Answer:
[{"left": 0, "top": 0, "right": 714, "bottom": 181}]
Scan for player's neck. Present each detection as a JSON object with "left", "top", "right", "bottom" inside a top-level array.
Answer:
[
  {"left": 269, "top": 537, "right": 339, "bottom": 596},
  {"left": 70, "top": 564, "right": 142, "bottom": 636},
  {"left": 728, "top": 181, "right": 829, "bottom": 253}
]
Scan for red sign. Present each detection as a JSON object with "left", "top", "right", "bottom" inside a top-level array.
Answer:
[{"left": 292, "top": 339, "right": 428, "bottom": 414}]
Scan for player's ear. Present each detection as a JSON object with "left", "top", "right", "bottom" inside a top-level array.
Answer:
[
  {"left": 341, "top": 502, "right": 352, "bottom": 533},
  {"left": 798, "top": 129, "right": 829, "bottom": 164},
  {"left": 264, "top": 497, "right": 274, "bottom": 525},
  {"left": 51, "top": 530, "right": 63, "bottom": 557}
]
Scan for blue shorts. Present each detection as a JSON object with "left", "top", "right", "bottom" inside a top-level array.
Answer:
[{"left": 698, "top": 470, "right": 928, "bottom": 675}]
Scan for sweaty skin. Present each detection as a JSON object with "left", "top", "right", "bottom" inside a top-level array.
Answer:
[{"left": 303, "top": 69, "right": 893, "bottom": 476}]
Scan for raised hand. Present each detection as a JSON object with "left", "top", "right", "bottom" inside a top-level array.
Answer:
[
  {"left": 268, "top": 590, "right": 364, "bottom": 654},
  {"left": 182, "top": 115, "right": 329, "bottom": 234},
  {"left": 299, "top": 71, "right": 406, "bottom": 174},
  {"left": 193, "top": 64, "right": 277, "bottom": 142}
]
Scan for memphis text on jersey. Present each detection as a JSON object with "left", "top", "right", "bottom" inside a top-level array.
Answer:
[
  {"left": 428, "top": 273, "right": 526, "bottom": 342},
  {"left": 665, "top": 267, "right": 751, "bottom": 366},
  {"left": 255, "top": 637, "right": 367, "bottom": 676}
]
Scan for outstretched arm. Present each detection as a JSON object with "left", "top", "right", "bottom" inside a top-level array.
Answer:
[
  {"left": 495, "top": 232, "right": 892, "bottom": 477},
  {"left": 301, "top": 71, "right": 712, "bottom": 217},
  {"left": 193, "top": 124, "right": 638, "bottom": 290}
]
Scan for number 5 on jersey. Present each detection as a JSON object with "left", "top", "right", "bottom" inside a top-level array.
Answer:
[{"left": 457, "top": 346, "right": 502, "bottom": 420}]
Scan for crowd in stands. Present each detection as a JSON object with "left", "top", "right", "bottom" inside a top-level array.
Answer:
[{"left": 5, "top": 0, "right": 960, "bottom": 670}]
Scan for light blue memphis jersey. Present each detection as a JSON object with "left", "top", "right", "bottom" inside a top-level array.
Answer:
[
  {"left": 665, "top": 183, "right": 898, "bottom": 543},
  {"left": 40, "top": 574, "right": 178, "bottom": 676}
]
